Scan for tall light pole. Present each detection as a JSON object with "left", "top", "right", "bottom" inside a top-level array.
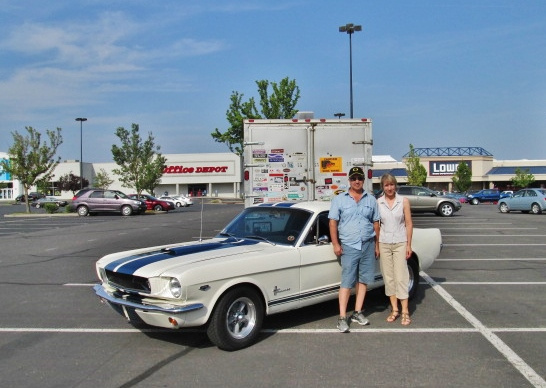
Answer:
[
  {"left": 75, "top": 118, "right": 87, "bottom": 189},
  {"left": 339, "top": 23, "right": 362, "bottom": 118}
]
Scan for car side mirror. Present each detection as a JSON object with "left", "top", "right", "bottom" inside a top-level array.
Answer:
[
  {"left": 115, "top": 194, "right": 120, "bottom": 199},
  {"left": 318, "top": 235, "right": 330, "bottom": 245}
]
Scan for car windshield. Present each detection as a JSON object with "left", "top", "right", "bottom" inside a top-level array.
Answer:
[{"left": 218, "top": 207, "right": 312, "bottom": 246}]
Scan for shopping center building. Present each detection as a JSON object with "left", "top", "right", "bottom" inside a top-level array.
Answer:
[{"left": 1, "top": 147, "right": 545, "bottom": 200}]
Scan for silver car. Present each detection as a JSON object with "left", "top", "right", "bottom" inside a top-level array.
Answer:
[
  {"left": 397, "top": 186, "right": 462, "bottom": 217},
  {"left": 72, "top": 189, "right": 147, "bottom": 216}
]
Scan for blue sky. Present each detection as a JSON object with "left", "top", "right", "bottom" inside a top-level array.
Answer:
[{"left": 1, "top": 0, "right": 545, "bottom": 163}]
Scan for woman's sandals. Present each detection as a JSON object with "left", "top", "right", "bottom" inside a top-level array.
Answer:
[
  {"left": 401, "top": 313, "right": 411, "bottom": 326},
  {"left": 386, "top": 310, "right": 399, "bottom": 323}
]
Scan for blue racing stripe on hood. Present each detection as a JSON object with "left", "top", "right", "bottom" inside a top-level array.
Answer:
[{"left": 105, "top": 239, "right": 259, "bottom": 275}]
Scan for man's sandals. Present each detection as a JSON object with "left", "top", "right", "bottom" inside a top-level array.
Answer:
[
  {"left": 386, "top": 310, "right": 399, "bottom": 323},
  {"left": 401, "top": 313, "right": 411, "bottom": 326}
]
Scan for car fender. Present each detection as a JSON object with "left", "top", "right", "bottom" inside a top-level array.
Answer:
[{"left": 412, "top": 228, "right": 442, "bottom": 271}]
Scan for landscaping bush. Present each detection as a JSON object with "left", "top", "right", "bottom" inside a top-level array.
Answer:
[{"left": 44, "top": 203, "right": 58, "bottom": 214}]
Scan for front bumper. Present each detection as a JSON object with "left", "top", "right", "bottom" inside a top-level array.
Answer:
[{"left": 93, "top": 284, "right": 204, "bottom": 314}]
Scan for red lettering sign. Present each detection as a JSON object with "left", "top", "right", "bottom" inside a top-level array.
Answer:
[{"left": 163, "top": 165, "right": 228, "bottom": 174}]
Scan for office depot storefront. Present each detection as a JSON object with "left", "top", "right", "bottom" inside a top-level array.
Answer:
[
  {"left": 34, "top": 153, "right": 242, "bottom": 199},
  {"left": 158, "top": 153, "right": 241, "bottom": 197}
]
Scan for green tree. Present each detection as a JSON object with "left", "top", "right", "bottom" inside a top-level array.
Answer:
[
  {"left": 111, "top": 124, "right": 167, "bottom": 195},
  {"left": 93, "top": 168, "right": 114, "bottom": 189},
  {"left": 452, "top": 161, "right": 472, "bottom": 192},
  {"left": 0, "top": 126, "right": 63, "bottom": 213},
  {"left": 511, "top": 167, "right": 535, "bottom": 189},
  {"left": 57, "top": 173, "right": 89, "bottom": 195},
  {"left": 211, "top": 77, "right": 301, "bottom": 156},
  {"left": 405, "top": 144, "right": 427, "bottom": 186}
]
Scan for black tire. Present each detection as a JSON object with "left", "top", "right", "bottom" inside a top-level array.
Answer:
[
  {"left": 531, "top": 203, "right": 542, "bottom": 214},
  {"left": 471, "top": 198, "right": 479, "bottom": 205},
  {"left": 153, "top": 204, "right": 163, "bottom": 211},
  {"left": 121, "top": 205, "right": 133, "bottom": 216},
  {"left": 176, "top": 202, "right": 182, "bottom": 208},
  {"left": 499, "top": 202, "right": 510, "bottom": 213},
  {"left": 207, "top": 286, "right": 264, "bottom": 351},
  {"left": 407, "top": 256, "right": 420, "bottom": 300},
  {"left": 77, "top": 205, "right": 89, "bottom": 216},
  {"left": 437, "top": 202, "right": 454, "bottom": 217},
  {"left": 35, "top": 203, "right": 41, "bottom": 208}
]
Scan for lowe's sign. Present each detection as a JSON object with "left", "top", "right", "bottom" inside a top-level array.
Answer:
[{"left": 429, "top": 160, "right": 471, "bottom": 176}]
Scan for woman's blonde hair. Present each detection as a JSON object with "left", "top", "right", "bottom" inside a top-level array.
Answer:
[{"left": 380, "top": 173, "right": 397, "bottom": 188}]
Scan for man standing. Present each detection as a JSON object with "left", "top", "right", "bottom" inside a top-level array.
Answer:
[{"left": 328, "top": 167, "right": 380, "bottom": 332}]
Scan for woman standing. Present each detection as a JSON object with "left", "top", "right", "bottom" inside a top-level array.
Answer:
[{"left": 377, "top": 173, "right": 413, "bottom": 325}]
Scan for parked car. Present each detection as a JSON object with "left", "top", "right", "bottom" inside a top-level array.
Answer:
[
  {"left": 397, "top": 186, "right": 462, "bottom": 217},
  {"left": 128, "top": 194, "right": 175, "bottom": 212},
  {"left": 158, "top": 195, "right": 193, "bottom": 208},
  {"left": 498, "top": 188, "right": 546, "bottom": 214},
  {"left": 500, "top": 190, "right": 514, "bottom": 199},
  {"left": 93, "top": 201, "right": 442, "bottom": 350},
  {"left": 467, "top": 189, "right": 501, "bottom": 205},
  {"left": 15, "top": 192, "right": 45, "bottom": 202},
  {"left": 443, "top": 192, "right": 468, "bottom": 203},
  {"left": 72, "top": 189, "right": 147, "bottom": 216},
  {"left": 32, "top": 196, "right": 68, "bottom": 208}
]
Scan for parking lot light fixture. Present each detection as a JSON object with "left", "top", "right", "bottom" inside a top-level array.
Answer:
[
  {"left": 75, "top": 118, "right": 87, "bottom": 189},
  {"left": 339, "top": 23, "right": 362, "bottom": 119}
]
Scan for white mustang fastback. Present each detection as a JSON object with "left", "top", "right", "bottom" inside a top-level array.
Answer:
[{"left": 94, "top": 201, "right": 442, "bottom": 350}]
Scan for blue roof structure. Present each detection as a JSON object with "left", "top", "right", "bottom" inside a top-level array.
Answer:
[
  {"left": 487, "top": 166, "right": 546, "bottom": 175},
  {"left": 403, "top": 147, "right": 493, "bottom": 157},
  {"left": 372, "top": 168, "right": 407, "bottom": 178}
]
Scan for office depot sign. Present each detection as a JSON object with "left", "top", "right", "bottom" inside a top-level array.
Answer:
[{"left": 163, "top": 165, "right": 229, "bottom": 174}]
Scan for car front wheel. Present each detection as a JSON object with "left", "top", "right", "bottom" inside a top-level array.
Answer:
[
  {"left": 499, "top": 202, "right": 510, "bottom": 213},
  {"left": 437, "top": 202, "right": 454, "bottom": 217},
  {"left": 121, "top": 205, "right": 133, "bottom": 216},
  {"left": 471, "top": 198, "right": 479, "bottom": 205},
  {"left": 207, "top": 286, "right": 264, "bottom": 351}
]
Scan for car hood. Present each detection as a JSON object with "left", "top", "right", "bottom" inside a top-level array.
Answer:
[{"left": 97, "top": 237, "right": 267, "bottom": 277}]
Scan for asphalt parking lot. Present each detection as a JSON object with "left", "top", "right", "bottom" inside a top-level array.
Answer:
[{"left": 0, "top": 202, "right": 544, "bottom": 387}]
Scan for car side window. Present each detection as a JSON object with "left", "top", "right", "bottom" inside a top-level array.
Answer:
[
  {"left": 104, "top": 191, "right": 116, "bottom": 199},
  {"left": 304, "top": 212, "right": 331, "bottom": 245},
  {"left": 89, "top": 191, "right": 104, "bottom": 199},
  {"left": 527, "top": 190, "right": 536, "bottom": 197}
]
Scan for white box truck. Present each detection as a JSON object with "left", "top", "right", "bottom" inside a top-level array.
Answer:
[{"left": 243, "top": 118, "right": 373, "bottom": 207}]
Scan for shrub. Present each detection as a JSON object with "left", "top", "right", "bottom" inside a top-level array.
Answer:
[{"left": 44, "top": 203, "right": 58, "bottom": 214}]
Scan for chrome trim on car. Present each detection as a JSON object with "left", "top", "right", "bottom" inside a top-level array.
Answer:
[{"left": 93, "top": 284, "right": 204, "bottom": 314}]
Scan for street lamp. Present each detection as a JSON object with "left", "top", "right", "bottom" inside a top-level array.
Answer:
[
  {"left": 339, "top": 23, "right": 362, "bottom": 118},
  {"left": 75, "top": 118, "right": 87, "bottom": 189}
]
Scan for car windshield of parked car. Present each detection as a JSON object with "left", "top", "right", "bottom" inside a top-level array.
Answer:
[{"left": 219, "top": 207, "right": 312, "bottom": 246}]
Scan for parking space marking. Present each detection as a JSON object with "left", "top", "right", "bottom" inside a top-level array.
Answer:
[
  {"left": 445, "top": 243, "right": 546, "bottom": 246},
  {"left": 426, "top": 281, "right": 546, "bottom": 285},
  {"left": 421, "top": 270, "right": 546, "bottom": 388},
  {"left": 437, "top": 258, "right": 546, "bottom": 261}
]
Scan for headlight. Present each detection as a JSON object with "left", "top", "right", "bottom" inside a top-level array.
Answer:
[
  {"left": 133, "top": 200, "right": 141, "bottom": 205},
  {"left": 169, "top": 277, "right": 182, "bottom": 298}
]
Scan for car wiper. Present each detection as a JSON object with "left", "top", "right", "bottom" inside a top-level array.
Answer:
[{"left": 243, "top": 235, "right": 276, "bottom": 245}]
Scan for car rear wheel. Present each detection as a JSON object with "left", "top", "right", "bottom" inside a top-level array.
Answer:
[
  {"left": 153, "top": 204, "right": 163, "bottom": 211},
  {"left": 407, "top": 256, "right": 420, "bottom": 300},
  {"left": 207, "top": 286, "right": 264, "bottom": 351},
  {"left": 77, "top": 205, "right": 89, "bottom": 216},
  {"left": 531, "top": 203, "right": 542, "bottom": 214},
  {"left": 499, "top": 202, "right": 510, "bottom": 213},
  {"left": 121, "top": 205, "right": 133, "bottom": 216},
  {"left": 437, "top": 202, "right": 454, "bottom": 217}
]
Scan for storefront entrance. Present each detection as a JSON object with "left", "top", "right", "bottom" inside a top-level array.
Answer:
[{"left": 188, "top": 184, "right": 207, "bottom": 197}]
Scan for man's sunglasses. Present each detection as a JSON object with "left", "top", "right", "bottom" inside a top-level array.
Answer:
[{"left": 349, "top": 176, "right": 364, "bottom": 181}]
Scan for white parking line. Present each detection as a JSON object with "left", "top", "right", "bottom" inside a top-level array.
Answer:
[
  {"left": 437, "top": 258, "right": 546, "bottom": 261},
  {"left": 420, "top": 270, "right": 546, "bottom": 388},
  {"left": 445, "top": 243, "right": 546, "bottom": 246}
]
